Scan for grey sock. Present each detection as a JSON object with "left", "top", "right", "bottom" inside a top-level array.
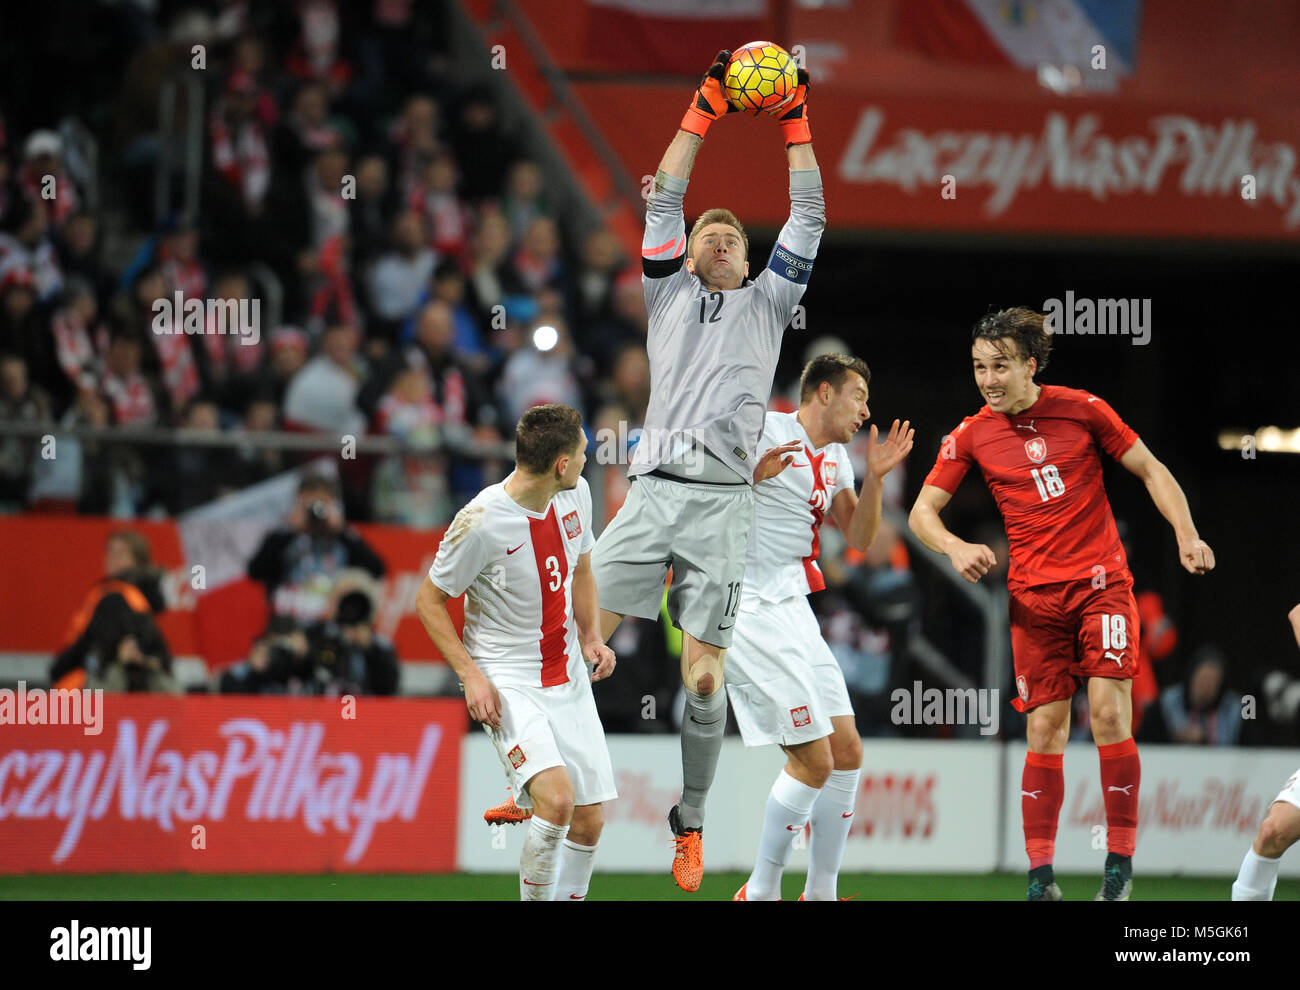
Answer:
[{"left": 680, "top": 689, "right": 727, "bottom": 828}]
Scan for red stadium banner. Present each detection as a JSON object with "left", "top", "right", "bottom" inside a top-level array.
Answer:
[
  {"left": 0, "top": 695, "right": 463, "bottom": 873},
  {"left": 0, "top": 515, "right": 458, "bottom": 669},
  {"left": 571, "top": 86, "right": 1300, "bottom": 242}
]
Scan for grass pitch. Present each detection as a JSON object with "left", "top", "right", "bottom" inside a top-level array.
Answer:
[{"left": 0, "top": 872, "right": 1279, "bottom": 901}]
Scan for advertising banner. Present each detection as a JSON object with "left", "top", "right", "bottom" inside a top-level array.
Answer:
[
  {"left": 459, "top": 735, "right": 1000, "bottom": 872},
  {"left": 1001, "top": 743, "right": 1300, "bottom": 876},
  {"left": 0, "top": 695, "right": 463, "bottom": 873}
]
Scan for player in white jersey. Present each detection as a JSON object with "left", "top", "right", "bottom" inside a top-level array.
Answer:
[
  {"left": 416, "top": 404, "right": 617, "bottom": 901},
  {"left": 728, "top": 354, "right": 913, "bottom": 901},
  {"left": 1231, "top": 602, "right": 1300, "bottom": 900},
  {"left": 591, "top": 49, "right": 825, "bottom": 891}
]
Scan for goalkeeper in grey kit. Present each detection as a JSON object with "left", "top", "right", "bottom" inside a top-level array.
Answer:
[{"left": 591, "top": 49, "right": 825, "bottom": 891}]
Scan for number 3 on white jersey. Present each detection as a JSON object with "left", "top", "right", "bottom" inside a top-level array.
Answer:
[
  {"left": 1030, "top": 464, "right": 1066, "bottom": 501},
  {"left": 545, "top": 555, "right": 561, "bottom": 591}
]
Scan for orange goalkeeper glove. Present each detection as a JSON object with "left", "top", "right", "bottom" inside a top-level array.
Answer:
[
  {"left": 680, "top": 49, "right": 736, "bottom": 138},
  {"left": 776, "top": 68, "right": 811, "bottom": 146}
]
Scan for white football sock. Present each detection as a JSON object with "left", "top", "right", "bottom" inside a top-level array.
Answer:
[
  {"left": 745, "top": 770, "right": 821, "bottom": 901},
  {"left": 1231, "top": 847, "right": 1280, "bottom": 901},
  {"left": 555, "top": 838, "right": 598, "bottom": 902},
  {"left": 805, "top": 768, "right": 860, "bottom": 901},
  {"left": 520, "top": 816, "right": 569, "bottom": 901}
]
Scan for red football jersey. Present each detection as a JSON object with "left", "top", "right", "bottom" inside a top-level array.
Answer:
[{"left": 924, "top": 384, "right": 1139, "bottom": 591}]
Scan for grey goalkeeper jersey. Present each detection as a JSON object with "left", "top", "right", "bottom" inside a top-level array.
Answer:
[{"left": 632, "top": 167, "right": 826, "bottom": 485}]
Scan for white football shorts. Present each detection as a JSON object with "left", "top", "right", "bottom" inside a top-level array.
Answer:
[
  {"left": 484, "top": 667, "right": 618, "bottom": 809},
  {"left": 724, "top": 590, "right": 854, "bottom": 748},
  {"left": 1272, "top": 767, "right": 1300, "bottom": 811}
]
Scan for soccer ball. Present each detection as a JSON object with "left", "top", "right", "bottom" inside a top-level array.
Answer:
[{"left": 723, "top": 42, "right": 799, "bottom": 116}]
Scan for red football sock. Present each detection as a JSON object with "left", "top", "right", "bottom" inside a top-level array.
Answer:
[
  {"left": 1098, "top": 737, "right": 1140, "bottom": 856},
  {"left": 1022, "top": 751, "right": 1064, "bottom": 869}
]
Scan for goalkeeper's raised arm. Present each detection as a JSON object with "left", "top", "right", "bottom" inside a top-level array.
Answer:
[
  {"left": 639, "top": 49, "right": 737, "bottom": 288},
  {"left": 757, "top": 67, "right": 824, "bottom": 320}
]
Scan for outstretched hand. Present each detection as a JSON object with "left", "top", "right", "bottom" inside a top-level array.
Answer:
[
  {"left": 680, "top": 49, "right": 737, "bottom": 137},
  {"left": 753, "top": 439, "right": 803, "bottom": 484},
  {"left": 866, "top": 419, "right": 914, "bottom": 479},
  {"left": 776, "top": 67, "right": 811, "bottom": 145}
]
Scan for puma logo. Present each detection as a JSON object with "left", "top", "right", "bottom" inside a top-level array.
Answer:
[
  {"left": 1104, "top": 650, "right": 1126, "bottom": 666},
  {"left": 1015, "top": 421, "right": 1037, "bottom": 432},
  {"left": 1107, "top": 784, "right": 1134, "bottom": 796},
  {"left": 1022, "top": 789, "right": 1042, "bottom": 800}
]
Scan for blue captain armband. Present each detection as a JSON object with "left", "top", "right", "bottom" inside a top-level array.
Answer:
[{"left": 768, "top": 243, "right": 813, "bottom": 284}]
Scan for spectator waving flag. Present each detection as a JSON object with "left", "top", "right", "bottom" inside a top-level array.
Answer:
[{"left": 897, "top": 0, "right": 1142, "bottom": 86}]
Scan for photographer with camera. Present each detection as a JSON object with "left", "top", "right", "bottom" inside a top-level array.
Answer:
[
  {"left": 305, "top": 579, "right": 399, "bottom": 696},
  {"left": 85, "top": 609, "right": 181, "bottom": 694},
  {"left": 247, "top": 473, "right": 386, "bottom": 629},
  {"left": 219, "top": 616, "right": 314, "bottom": 694}
]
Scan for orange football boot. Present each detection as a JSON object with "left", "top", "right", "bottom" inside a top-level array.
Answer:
[
  {"left": 483, "top": 789, "right": 532, "bottom": 825},
  {"left": 668, "top": 804, "right": 703, "bottom": 892}
]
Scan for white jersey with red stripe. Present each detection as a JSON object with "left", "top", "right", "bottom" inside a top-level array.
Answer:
[
  {"left": 745, "top": 411, "right": 855, "bottom": 604},
  {"left": 429, "top": 476, "right": 594, "bottom": 689}
]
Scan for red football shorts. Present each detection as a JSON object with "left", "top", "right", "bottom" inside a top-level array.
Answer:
[{"left": 1008, "top": 573, "right": 1141, "bottom": 712}]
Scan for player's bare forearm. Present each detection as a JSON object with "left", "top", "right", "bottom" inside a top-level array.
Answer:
[
  {"left": 415, "top": 578, "right": 484, "bottom": 684},
  {"left": 787, "top": 142, "right": 817, "bottom": 171},
  {"left": 1120, "top": 439, "right": 1212, "bottom": 572},
  {"left": 659, "top": 131, "right": 703, "bottom": 183},
  {"left": 908, "top": 497, "right": 959, "bottom": 556},
  {"left": 846, "top": 475, "right": 881, "bottom": 553},
  {"left": 1289, "top": 604, "right": 1300, "bottom": 651},
  {"left": 571, "top": 555, "right": 602, "bottom": 646},
  {"left": 1140, "top": 460, "right": 1199, "bottom": 544},
  {"left": 911, "top": 489, "right": 998, "bottom": 582}
]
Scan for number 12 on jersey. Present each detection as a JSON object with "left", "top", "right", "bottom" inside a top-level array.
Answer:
[{"left": 698, "top": 291, "right": 724, "bottom": 323}]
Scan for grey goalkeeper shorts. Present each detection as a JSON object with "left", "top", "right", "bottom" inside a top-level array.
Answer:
[{"left": 592, "top": 472, "right": 754, "bottom": 649}]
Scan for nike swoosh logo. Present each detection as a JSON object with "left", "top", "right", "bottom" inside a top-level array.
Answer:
[
  {"left": 569, "top": 893, "right": 586, "bottom": 900},
  {"left": 717, "top": 621, "right": 735, "bottom": 631},
  {"left": 790, "top": 461, "right": 808, "bottom": 467},
  {"left": 786, "top": 824, "right": 806, "bottom": 831},
  {"left": 522, "top": 879, "right": 552, "bottom": 886},
  {"left": 506, "top": 542, "right": 526, "bottom": 554},
  {"left": 841, "top": 811, "right": 854, "bottom": 819}
]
